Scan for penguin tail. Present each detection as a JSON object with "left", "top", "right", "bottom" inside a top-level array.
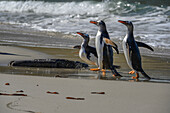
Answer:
[
  {"left": 111, "top": 66, "right": 122, "bottom": 77},
  {"left": 113, "top": 65, "right": 121, "bottom": 69},
  {"left": 140, "top": 70, "right": 151, "bottom": 80}
]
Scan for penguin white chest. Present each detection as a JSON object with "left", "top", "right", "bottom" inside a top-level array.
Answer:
[
  {"left": 95, "top": 31, "right": 104, "bottom": 69},
  {"left": 79, "top": 47, "right": 96, "bottom": 65},
  {"left": 79, "top": 48, "right": 88, "bottom": 62},
  {"left": 95, "top": 31, "right": 104, "bottom": 53},
  {"left": 122, "top": 35, "right": 133, "bottom": 69},
  {"left": 79, "top": 47, "right": 85, "bottom": 58}
]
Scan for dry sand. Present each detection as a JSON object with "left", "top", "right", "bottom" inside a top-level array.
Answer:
[{"left": 0, "top": 74, "right": 170, "bottom": 113}]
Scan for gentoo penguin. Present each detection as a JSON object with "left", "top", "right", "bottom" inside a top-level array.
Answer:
[
  {"left": 90, "top": 20, "right": 121, "bottom": 77},
  {"left": 118, "top": 20, "right": 154, "bottom": 79},
  {"left": 76, "top": 32, "right": 98, "bottom": 66},
  {"left": 76, "top": 32, "right": 120, "bottom": 69}
]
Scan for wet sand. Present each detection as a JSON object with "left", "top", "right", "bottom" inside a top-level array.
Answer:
[
  {"left": 0, "top": 45, "right": 170, "bottom": 113},
  {"left": 0, "top": 25, "right": 170, "bottom": 113},
  {"left": 0, "top": 45, "right": 170, "bottom": 81}
]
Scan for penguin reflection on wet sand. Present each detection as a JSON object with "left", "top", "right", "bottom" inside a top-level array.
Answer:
[
  {"left": 118, "top": 20, "right": 154, "bottom": 80},
  {"left": 76, "top": 32, "right": 120, "bottom": 69},
  {"left": 90, "top": 20, "right": 121, "bottom": 77}
]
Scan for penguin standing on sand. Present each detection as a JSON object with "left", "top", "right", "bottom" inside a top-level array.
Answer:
[
  {"left": 76, "top": 32, "right": 120, "bottom": 69},
  {"left": 76, "top": 32, "right": 98, "bottom": 66},
  {"left": 90, "top": 20, "right": 121, "bottom": 77},
  {"left": 118, "top": 20, "right": 154, "bottom": 79}
]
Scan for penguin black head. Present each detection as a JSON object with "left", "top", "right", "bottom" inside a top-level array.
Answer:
[
  {"left": 118, "top": 20, "right": 133, "bottom": 31},
  {"left": 90, "top": 20, "right": 106, "bottom": 31},
  {"left": 77, "top": 32, "right": 90, "bottom": 41},
  {"left": 90, "top": 20, "right": 106, "bottom": 26}
]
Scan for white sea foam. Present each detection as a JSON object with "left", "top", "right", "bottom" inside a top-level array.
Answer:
[
  {"left": 0, "top": 1, "right": 169, "bottom": 49},
  {"left": 0, "top": 1, "right": 106, "bottom": 15}
]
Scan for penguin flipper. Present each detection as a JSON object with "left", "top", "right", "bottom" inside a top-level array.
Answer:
[
  {"left": 113, "top": 65, "right": 121, "bottom": 69},
  {"left": 140, "top": 69, "right": 151, "bottom": 80},
  {"left": 86, "top": 52, "right": 91, "bottom": 59},
  {"left": 87, "top": 46, "right": 98, "bottom": 58},
  {"left": 73, "top": 45, "right": 81, "bottom": 49},
  {"left": 103, "top": 38, "right": 119, "bottom": 54},
  {"left": 136, "top": 41, "right": 154, "bottom": 51},
  {"left": 103, "top": 38, "right": 118, "bottom": 48},
  {"left": 110, "top": 66, "right": 122, "bottom": 77},
  {"left": 112, "top": 46, "right": 119, "bottom": 54}
]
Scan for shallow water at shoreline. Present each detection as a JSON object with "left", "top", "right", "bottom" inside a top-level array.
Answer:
[
  {"left": 0, "top": 23, "right": 170, "bottom": 58},
  {"left": 0, "top": 24, "right": 170, "bottom": 83},
  {"left": 0, "top": 45, "right": 169, "bottom": 84}
]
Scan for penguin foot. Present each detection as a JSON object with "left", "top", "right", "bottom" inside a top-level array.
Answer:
[
  {"left": 101, "top": 69, "right": 106, "bottom": 72},
  {"left": 132, "top": 73, "right": 139, "bottom": 79},
  {"left": 132, "top": 76, "right": 139, "bottom": 79},
  {"left": 113, "top": 74, "right": 122, "bottom": 78},
  {"left": 90, "top": 68, "right": 100, "bottom": 71},
  {"left": 101, "top": 69, "right": 106, "bottom": 76},
  {"left": 129, "top": 70, "right": 135, "bottom": 74},
  {"left": 112, "top": 74, "right": 119, "bottom": 78},
  {"left": 112, "top": 75, "right": 117, "bottom": 79},
  {"left": 102, "top": 70, "right": 106, "bottom": 76},
  {"left": 113, "top": 65, "right": 121, "bottom": 69}
]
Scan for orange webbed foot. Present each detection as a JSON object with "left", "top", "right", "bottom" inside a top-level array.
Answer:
[
  {"left": 102, "top": 71, "right": 106, "bottom": 76},
  {"left": 132, "top": 76, "right": 139, "bottom": 79},
  {"left": 132, "top": 73, "right": 139, "bottom": 80},
  {"left": 129, "top": 70, "right": 135, "bottom": 74},
  {"left": 113, "top": 74, "right": 122, "bottom": 79},
  {"left": 90, "top": 68, "right": 100, "bottom": 71},
  {"left": 101, "top": 69, "right": 106, "bottom": 76},
  {"left": 112, "top": 74, "right": 116, "bottom": 78},
  {"left": 101, "top": 69, "right": 106, "bottom": 72}
]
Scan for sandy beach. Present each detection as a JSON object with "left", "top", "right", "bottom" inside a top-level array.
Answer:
[
  {"left": 0, "top": 40, "right": 170, "bottom": 113},
  {"left": 0, "top": 24, "right": 170, "bottom": 113},
  {"left": 0, "top": 0, "right": 170, "bottom": 112},
  {"left": 0, "top": 73, "right": 170, "bottom": 113}
]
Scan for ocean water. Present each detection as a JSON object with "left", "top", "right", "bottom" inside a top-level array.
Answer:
[{"left": 0, "top": 0, "right": 169, "bottom": 50}]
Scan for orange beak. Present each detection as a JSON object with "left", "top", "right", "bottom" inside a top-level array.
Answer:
[
  {"left": 77, "top": 32, "right": 84, "bottom": 37},
  {"left": 90, "top": 21, "right": 98, "bottom": 25},
  {"left": 118, "top": 20, "right": 126, "bottom": 24}
]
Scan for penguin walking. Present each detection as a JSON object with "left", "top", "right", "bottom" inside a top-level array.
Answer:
[
  {"left": 76, "top": 32, "right": 120, "bottom": 69},
  {"left": 76, "top": 32, "right": 98, "bottom": 66},
  {"left": 90, "top": 20, "right": 121, "bottom": 77},
  {"left": 118, "top": 20, "right": 154, "bottom": 80}
]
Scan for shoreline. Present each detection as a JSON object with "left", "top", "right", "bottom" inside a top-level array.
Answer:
[
  {"left": 0, "top": 45, "right": 169, "bottom": 83},
  {"left": 0, "top": 24, "right": 170, "bottom": 113},
  {"left": 0, "top": 23, "right": 170, "bottom": 58},
  {"left": 0, "top": 23, "right": 169, "bottom": 81}
]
